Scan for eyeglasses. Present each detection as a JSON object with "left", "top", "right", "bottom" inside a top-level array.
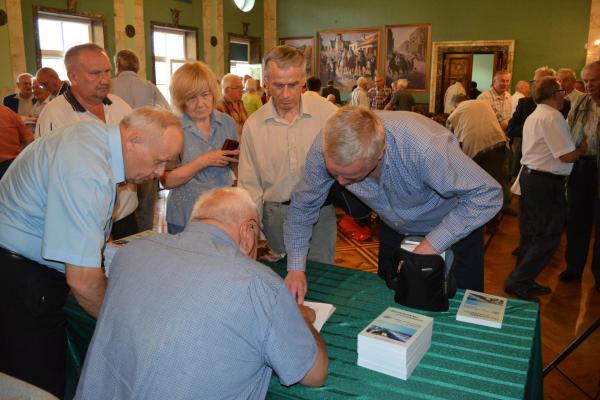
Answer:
[
  {"left": 248, "top": 218, "right": 265, "bottom": 238},
  {"left": 554, "top": 89, "right": 566, "bottom": 94}
]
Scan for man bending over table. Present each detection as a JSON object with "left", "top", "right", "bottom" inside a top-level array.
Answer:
[
  {"left": 283, "top": 107, "right": 502, "bottom": 303},
  {"left": 75, "top": 187, "right": 328, "bottom": 399}
]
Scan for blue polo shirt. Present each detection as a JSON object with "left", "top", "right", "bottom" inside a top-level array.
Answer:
[{"left": 0, "top": 122, "right": 124, "bottom": 273}]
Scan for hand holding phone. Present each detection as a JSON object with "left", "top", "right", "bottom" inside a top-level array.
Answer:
[{"left": 222, "top": 139, "right": 239, "bottom": 151}]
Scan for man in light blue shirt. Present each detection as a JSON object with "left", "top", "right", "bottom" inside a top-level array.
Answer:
[
  {"left": 0, "top": 108, "right": 183, "bottom": 398},
  {"left": 284, "top": 107, "right": 502, "bottom": 303},
  {"left": 75, "top": 188, "right": 328, "bottom": 400}
]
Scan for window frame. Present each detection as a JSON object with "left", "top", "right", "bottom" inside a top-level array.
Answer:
[
  {"left": 33, "top": 6, "right": 106, "bottom": 72},
  {"left": 150, "top": 22, "right": 198, "bottom": 85}
]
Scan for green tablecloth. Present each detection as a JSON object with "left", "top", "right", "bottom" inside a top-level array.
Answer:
[{"left": 64, "top": 260, "right": 542, "bottom": 400}]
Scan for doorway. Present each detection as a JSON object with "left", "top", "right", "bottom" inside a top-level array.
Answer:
[{"left": 429, "top": 40, "right": 515, "bottom": 113}]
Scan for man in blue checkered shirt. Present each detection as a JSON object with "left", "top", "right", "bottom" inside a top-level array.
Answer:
[{"left": 283, "top": 107, "right": 503, "bottom": 303}]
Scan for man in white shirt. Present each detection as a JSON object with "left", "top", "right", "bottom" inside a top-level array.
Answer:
[
  {"left": 111, "top": 49, "right": 170, "bottom": 232},
  {"left": 557, "top": 68, "right": 585, "bottom": 105},
  {"left": 35, "top": 43, "right": 137, "bottom": 239},
  {"left": 239, "top": 45, "right": 338, "bottom": 277},
  {"left": 504, "top": 77, "right": 587, "bottom": 301},
  {"left": 444, "top": 79, "right": 466, "bottom": 114},
  {"left": 511, "top": 80, "right": 530, "bottom": 115}
]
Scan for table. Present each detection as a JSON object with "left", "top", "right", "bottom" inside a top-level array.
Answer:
[{"left": 63, "top": 260, "right": 542, "bottom": 400}]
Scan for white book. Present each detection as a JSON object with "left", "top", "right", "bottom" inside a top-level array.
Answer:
[
  {"left": 358, "top": 307, "right": 433, "bottom": 357},
  {"left": 304, "top": 301, "right": 336, "bottom": 332},
  {"left": 456, "top": 289, "right": 507, "bottom": 329}
]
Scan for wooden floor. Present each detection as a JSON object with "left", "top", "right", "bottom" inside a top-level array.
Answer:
[{"left": 154, "top": 192, "right": 600, "bottom": 399}]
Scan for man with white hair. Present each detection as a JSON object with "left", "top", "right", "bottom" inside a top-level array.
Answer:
[
  {"left": 36, "top": 43, "right": 138, "bottom": 239},
  {"left": 283, "top": 106, "right": 502, "bottom": 303},
  {"left": 75, "top": 187, "right": 328, "bottom": 399},
  {"left": 511, "top": 80, "right": 530, "bottom": 114},
  {"left": 384, "top": 79, "right": 414, "bottom": 111},
  {"left": 217, "top": 73, "right": 248, "bottom": 137},
  {"left": 557, "top": 68, "right": 585, "bottom": 105},
  {"left": 239, "top": 45, "right": 338, "bottom": 265},
  {"left": 3, "top": 73, "right": 35, "bottom": 115},
  {"left": 0, "top": 107, "right": 183, "bottom": 398}
]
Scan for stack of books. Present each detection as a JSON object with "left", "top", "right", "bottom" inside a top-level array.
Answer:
[
  {"left": 103, "top": 230, "right": 156, "bottom": 276},
  {"left": 456, "top": 289, "right": 507, "bottom": 329},
  {"left": 357, "top": 307, "right": 433, "bottom": 380}
]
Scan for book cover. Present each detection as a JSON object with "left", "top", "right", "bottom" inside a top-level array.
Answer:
[
  {"left": 358, "top": 307, "right": 433, "bottom": 348},
  {"left": 304, "top": 301, "right": 336, "bottom": 332},
  {"left": 456, "top": 289, "right": 507, "bottom": 329}
]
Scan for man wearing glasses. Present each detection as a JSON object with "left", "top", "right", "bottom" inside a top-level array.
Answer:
[
  {"left": 504, "top": 77, "right": 588, "bottom": 301},
  {"left": 217, "top": 73, "right": 248, "bottom": 137},
  {"left": 35, "top": 67, "right": 70, "bottom": 100},
  {"left": 75, "top": 187, "right": 328, "bottom": 399}
]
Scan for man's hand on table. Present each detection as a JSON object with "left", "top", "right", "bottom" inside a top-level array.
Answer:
[
  {"left": 412, "top": 238, "right": 439, "bottom": 255},
  {"left": 285, "top": 270, "right": 307, "bottom": 304}
]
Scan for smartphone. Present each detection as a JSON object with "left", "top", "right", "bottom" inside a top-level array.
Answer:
[{"left": 222, "top": 139, "right": 239, "bottom": 151}]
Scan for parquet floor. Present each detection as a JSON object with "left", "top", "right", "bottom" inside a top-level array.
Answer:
[{"left": 154, "top": 191, "right": 600, "bottom": 399}]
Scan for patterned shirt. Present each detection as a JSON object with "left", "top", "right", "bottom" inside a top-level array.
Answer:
[
  {"left": 216, "top": 98, "right": 248, "bottom": 137},
  {"left": 568, "top": 95, "right": 599, "bottom": 157},
  {"left": 75, "top": 222, "right": 317, "bottom": 399},
  {"left": 284, "top": 112, "right": 502, "bottom": 271},
  {"left": 367, "top": 87, "right": 392, "bottom": 110},
  {"left": 477, "top": 88, "right": 513, "bottom": 126}
]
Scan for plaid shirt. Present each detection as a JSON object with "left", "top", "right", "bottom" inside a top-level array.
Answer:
[
  {"left": 367, "top": 87, "right": 392, "bottom": 110},
  {"left": 477, "top": 88, "right": 512, "bottom": 125}
]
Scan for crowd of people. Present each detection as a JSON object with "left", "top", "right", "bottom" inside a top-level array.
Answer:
[{"left": 0, "top": 41, "right": 596, "bottom": 399}]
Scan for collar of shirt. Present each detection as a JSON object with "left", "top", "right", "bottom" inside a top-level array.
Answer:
[
  {"left": 184, "top": 220, "right": 236, "bottom": 246},
  {"left": 107, "top": 125, "right": 126, "bottom": 184},
  {"left": 64, "top": 87, "right": 113, "bottom": 112},
  {"left": 182, "top": 110, "right": 225, "bottom": 141},
  {"left": 490, "top": 88, "right": 510, "bottom": 100},
  {"left": 118, "top": 71, "right": 138, "bottom": 78},
  {"left": 261, "top": 97, "right": 314, "bottom": 125}
]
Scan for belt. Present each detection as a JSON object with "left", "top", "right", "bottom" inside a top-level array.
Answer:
[
  {"left": 0, "top": 246, "right": 28, "bottom": 261},
  {"left": 523, "top": 166, "right": 567, "bottom": 182}
]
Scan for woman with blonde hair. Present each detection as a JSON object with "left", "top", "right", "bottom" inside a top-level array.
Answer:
[{"left": 161, "top": 61, "right": 239, "bottom": 234}]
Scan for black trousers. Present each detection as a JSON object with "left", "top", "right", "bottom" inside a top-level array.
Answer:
[
  {"left": 111, "top": 211, "right": 139, "bottom": 240},
  {"left": 328, "top": 182, "right": 371, "bottom": 224},
  {"left": 0, "top": 158, "right": 14, "bottom": 181},
  {"left": 505, "top": 169, "right": 567, "bottom": 291},
  {"left": 378, "top": 222, "right": 485, "bottom": 291},
  {"left": 565, "top": 157, "right": 600, "bottom": 284},
  {"left": 0, "top": 248, "right": 69, "bottom": 398}
]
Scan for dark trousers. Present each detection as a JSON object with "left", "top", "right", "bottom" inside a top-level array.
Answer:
[
  {"left": 474, "top": 144, "right": 506, "bottom": 229},
  {"left": 565, "top": 157, "right": 600, "bottom": 284},
  {"left": 0, "top": 248, "right": 69, "bottom": 398},
  {"left": 505, "top": 169, "right": 567, "bottom": 290},
  {"left": 111, "top": 212, "right": 139, "bottom": 240},
  {"left": 0, "top": 158, "right": 14, "bottom": 181},
  {"left": 378, "top": 222, "right": 485, "bottom": 291},
  {"left": 328, "top": 182, "right": 371, "bottom": 224}
]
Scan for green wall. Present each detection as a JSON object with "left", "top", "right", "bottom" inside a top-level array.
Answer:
[
  {"left": 223, "top": 0, "right": 263, "bottom": 74},
  {"left": 277, "top": 0, "right": 591, "bottom": 103},
  {"left": 0, "top": 0, "right": 12, "bottom": 96},
  {"left": 143, "top": 0, "right": 203, "bottom": 80},
  {"left": 20, "top": 0, "right": 116, "bottom": 74}
]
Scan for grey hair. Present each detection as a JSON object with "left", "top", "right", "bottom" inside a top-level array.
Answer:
[
  {"left": 120, "top": 107, "right": 182, "bottom": 142},
  {"left": 323, "top": 106, "right": 385, "bottom": 166},
  {"left": 221, "top": 73, "right": 242, "bottom": 92},
  {"left": 64, "top": 43, "right": 107, "bottom": 73},
  {"left": 396, "top": 79, "right": 408, "bottom": 90},
  {"left": 262, "top": 45, "right": 306, "bottom": 81},
  {"left": 534, "top": 66, "right": 556, "bottom": 78},
  {"left": 190, "top": 187, "right": 258, "bottom": 226},
  {"left": 532, "top": 76, "right": 559, "bottom": 104}
]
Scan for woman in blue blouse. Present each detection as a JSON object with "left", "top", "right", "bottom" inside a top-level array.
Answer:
[{"left": 162, "top": 61, "right": 239, "bottom": 234}]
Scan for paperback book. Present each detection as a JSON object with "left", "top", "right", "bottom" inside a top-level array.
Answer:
[
  {"left": 456, "top": 289, "right": 507, "bottom": 329},
  {"left": 304, "top": 301, "right": 336, "bottom": 332}
]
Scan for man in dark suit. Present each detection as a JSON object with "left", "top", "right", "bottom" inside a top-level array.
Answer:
[
  {"left": 2, "top": 73, "right": 34, "bottom": 115},
  {"left": 507, "top": 66, "right": 571, "bottom": 178},
  {"left": 321, "top": 80, "right": 341, "bottom": 105}
]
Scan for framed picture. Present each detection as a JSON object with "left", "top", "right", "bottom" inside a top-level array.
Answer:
[
  {"left": 384, "top": 24, "right": 432, "bottom": 92},
  {"left": 317, "top": 28, "right": 381, "bottom": 93},
  {"left": 279, "top": 36, "right": 314, "bottom": 77}
]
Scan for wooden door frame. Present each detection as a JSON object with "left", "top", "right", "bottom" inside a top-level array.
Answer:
[{"left": 429, "top": 40, "right": 515, "bottom": 113}]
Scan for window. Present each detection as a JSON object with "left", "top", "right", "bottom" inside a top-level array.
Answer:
[
  {"left": 152, "top": 26, "right": 197, "bottom": 104},
  {"left": 35, "top": 11, "right": 104, "bottom": 80},
  {"left": 229, "top": 35, "right": 262, "bottom": 79}
]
